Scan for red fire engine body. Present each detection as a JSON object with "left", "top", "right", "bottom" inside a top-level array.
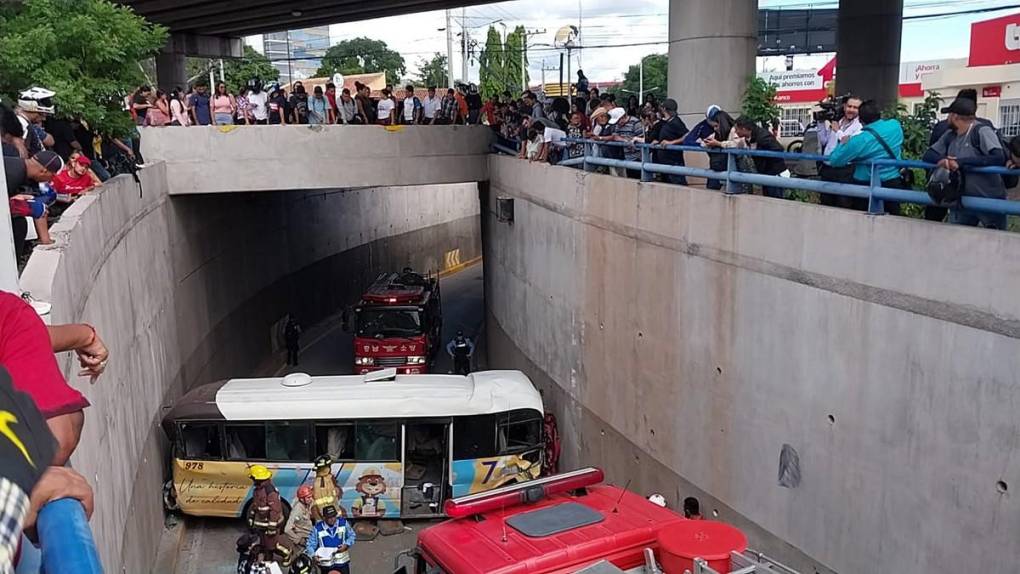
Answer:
[
  {"left": 353, "top": 270, "right": 442, "bottom": 374},
  {"left": 406, "top": 468, "right": 790, "bottom": 574}
]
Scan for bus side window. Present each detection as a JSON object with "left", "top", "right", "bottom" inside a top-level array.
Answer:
[
  {"left": 225, "top": 424, "right": 267, "bottom": 460},
  {"left": 452, "top": 414, "right": 497, "bottom": 460},
  {"left": 180, "top": 422, "right": 222, "bottom": 460},
  {"left": 315, "top": 423, "right": 355, "bottom": 460},
  {"left": 355, "top": 422, "right": 399, "bottom": 461},
  {"left": 496, "top": 410, "right": 543, "bottom": 454},
  {"left": 267, "top": 422, "right": 310, "bottom": 462}
]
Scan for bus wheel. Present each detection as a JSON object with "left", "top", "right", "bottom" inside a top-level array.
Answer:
[{"left": 163, "top": 480, "right": 179, "bottom": 512}]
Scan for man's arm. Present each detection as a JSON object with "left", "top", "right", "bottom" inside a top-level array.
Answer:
[
  {"left": 46, "top": 411, "right": 84, "bottom": 465},
  {"left": 826, "top": 133, "right": 866, "bottom": 167},
  {"left": 47, "top": 324, "right": 108, "bottom": 381},
  {"left": 343, "top": 522, "right": 356, "bottom": 547},
  {"left": 466, "top": 339, "right": 475, "bottom": 357},
  {"left": 304, "top": 526, "right": 318, "bottom": 556}
]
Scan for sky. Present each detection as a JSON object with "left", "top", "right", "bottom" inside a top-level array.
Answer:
[{"left": 244, "top": 0, "right": 1018, "bottom": 85}]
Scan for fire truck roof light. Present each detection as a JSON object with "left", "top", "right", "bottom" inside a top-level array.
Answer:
[{"left": 444, "top": 467, "right": 605, "bottom": 518}]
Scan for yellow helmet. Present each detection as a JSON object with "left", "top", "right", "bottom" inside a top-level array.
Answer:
[{"left": 249, "top": 465, "right": 272, "bottom": 481}]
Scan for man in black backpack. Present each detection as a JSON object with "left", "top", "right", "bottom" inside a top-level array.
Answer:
[{"left": 923, "top": 97, "right": 1007, "bottom": 230}]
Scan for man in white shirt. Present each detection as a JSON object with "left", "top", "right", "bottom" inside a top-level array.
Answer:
[
  {"left": 422, "top": 86, "right": 442, "bottom": 125},
  {"left": 534, "top": 120, "right": 567, "bottom": 164},
  {"left": 401, "top": 85, "right": 421, "bottom": 125},
  {"left": 248, "top": 85, "right": 269, "bottom": 125},
  {"left": 817, "top": 95, "right": 862, "bottom": 207}
]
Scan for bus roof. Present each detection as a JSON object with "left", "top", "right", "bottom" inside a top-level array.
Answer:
[
  {"left": 164, "top": 370, "right": 543, "bottom": 422},
  {"left": 418, "top": 484, "right": 688, "bottom": 574}
]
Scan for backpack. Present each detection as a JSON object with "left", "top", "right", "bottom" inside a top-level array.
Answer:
[
  {"left": 926, "top": 166, "right": 963, "bottom": 207},
  {"left": 968, "top": 122, "right": 1017, "bottom": 188}
]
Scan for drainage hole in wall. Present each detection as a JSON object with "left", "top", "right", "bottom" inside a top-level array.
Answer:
[
  {"left": 997, "top": 480, "right": 1008, "bottom": 494},
  {"left": 716, "top": 366, "right": 722, "bottom": 374},
  {"left": 650, "top": 428, "right": 655, "bottom": 436},
  {"left": 711, "top": 509, "right": 719, "bottom": 518},
  {"left": 638, "top": 331, "right": 643, "bottom": 338},
  {"left": 600, "top": 429, "right": 605, "bottom": 436},
  {"left": 827, "top": 414, "right": 835, "bottom": 424}
]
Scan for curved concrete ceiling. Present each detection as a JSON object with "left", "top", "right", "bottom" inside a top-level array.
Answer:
[{"left": 115, "top": 0, "right": 501, "bottom": 37}]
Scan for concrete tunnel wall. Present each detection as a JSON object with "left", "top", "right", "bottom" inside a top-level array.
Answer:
[
  {"left": 482, "top": 155, "right": 1020, "bottom": 574},
  {"left": 19, "top": 165, "right": 481, "bottom": 573},
  {"left": 141, "top": 125, "right": 493, "bottom": 194}
]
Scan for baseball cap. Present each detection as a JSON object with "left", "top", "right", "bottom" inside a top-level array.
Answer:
[
  {"left": 607, "top": 107, "right": 626, "bottom": 125},
  {"left": 322, "top": 505, "right": 338, "bottom": 518},
  {"left": 32, "top": 150, "right": 64, "bottom": 173},
  {"left": 75, "top": 154, "right": 92, "bottom": 167},
  {"left": 941, "top": 97, "right": 977, "bottom": 116},
  {"left": 662, "top": 99, "right": 678, "bottom": 113}
]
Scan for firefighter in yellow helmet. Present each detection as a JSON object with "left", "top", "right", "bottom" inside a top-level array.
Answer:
[
  {"left": 310, "top": 454, "right": 345, "bottom": 522},
  {"left": 247, "top": 465, "right": 293, "bottom": 566}
]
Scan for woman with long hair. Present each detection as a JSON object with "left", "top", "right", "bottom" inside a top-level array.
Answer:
[
  {"left": 146, "top": 90, "right": 171, "bottom": 127},
  {"left": 169, "top": 88, "right": 190, "bottom": 126},
  {"left": 700, "top": 105, "right": 741, "bottom": 190},
  {"left": 212, "top": 82, "right": 236, "bottom": 125}
]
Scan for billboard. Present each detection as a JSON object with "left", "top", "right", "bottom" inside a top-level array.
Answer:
[
  {"left": 758, "top": 9, "right": 838, "bottom": 56},
  {"left": 969, "top": 13, "right": 1020, "bottom": 67}
]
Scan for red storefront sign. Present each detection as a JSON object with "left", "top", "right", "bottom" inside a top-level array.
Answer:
[
  {"left": 969, "top": 13, "right": 1020, "bottom": 67},
  {"left": 983, "top": 85, "right": 1002, "bottom": 98}
]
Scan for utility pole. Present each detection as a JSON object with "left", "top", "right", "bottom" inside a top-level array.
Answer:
[
  {"left": 522, "top": 28, "right": 545, "bottom": 92},
  {"left": 462, "top": 7, "right": 468, "bottom": 84},
  {"left": 639, "top": 56, "right": 644, "bottom": 104},
  {"left": 577, "top": 0, "right": 583, "bottom": 70},
  {"left": 446, "top": 9, "right": 455, "bottom": 88}
]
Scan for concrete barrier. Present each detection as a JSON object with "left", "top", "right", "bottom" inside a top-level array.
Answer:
[
  {"left": 483, "top": 155, "right": 1020, "bottom": 574},
  {"left": 140, "top": 124, "right": 493, "bottom": 194},
  {"left": 19, "top": 165, "right": 480, "bottom": 572}
]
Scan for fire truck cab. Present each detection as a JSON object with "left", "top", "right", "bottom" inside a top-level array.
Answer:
[
  {"left": 351, "top": 269, "right": 442, "bottom": 374},
  {"left": 398, "top": 468, "right": 798, "bottom": 574}
]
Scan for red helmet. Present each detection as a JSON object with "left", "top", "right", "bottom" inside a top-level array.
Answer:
[{"left": 297, "top": 486, "right": 313, "bottom": 499}]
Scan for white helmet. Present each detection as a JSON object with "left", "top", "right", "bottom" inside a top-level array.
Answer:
[
  {"left": 18, "top": 87, "right": 56, "bottom": 114},
  {"left": 647, "top": 493, "right": 667, "bottom": 508}
]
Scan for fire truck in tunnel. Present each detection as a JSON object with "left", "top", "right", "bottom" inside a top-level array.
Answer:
[
  {"left": 395, "top": 468, "right": 800, "bottom": 574},
  {"left": 348, "top": 269, "right": 443, "bottom": 374}
]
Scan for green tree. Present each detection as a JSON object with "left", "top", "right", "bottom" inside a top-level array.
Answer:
[
  {"left": 315, "top": 37, "right": 405, "bottom": 86},
  {"left": 741, "top": 76, "right": 781, "bottom": 127},
  {"left": 478, "top": 27, "right": 505, "bottom": 99},
  {"left": 0, "top": 0, "right": 168, "bottom": 136},
  {"left": 620, "top": 54, "right": 667, "bottom": 103},
  {"left": 187, "top": 46, "right": 279, "bottom": 93},
  {"left": 503, "top": 26, "right": 529, "bottom": 93},
  {"left": 415, "top": 52, "right": 448, "bottom": 88}
]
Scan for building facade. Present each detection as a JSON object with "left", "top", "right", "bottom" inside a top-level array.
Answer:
[{"left": 263, "top": 26, "right": 331, "bottom": 85}]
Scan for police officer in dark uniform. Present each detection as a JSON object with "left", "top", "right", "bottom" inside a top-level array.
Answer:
[{"left": 446, "top": 330, "right": 475, "bottom": 375}]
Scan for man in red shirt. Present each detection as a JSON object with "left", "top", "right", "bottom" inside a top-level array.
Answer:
[
  {"left": 51, "top": 153, "right": 101, "bottom": 201},
  {"left": 0, "top": 292, "right": 107, "bottom": 464}
]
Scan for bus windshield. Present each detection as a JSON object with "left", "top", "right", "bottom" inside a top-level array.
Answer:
[{"left": 357, "top": 308, "right": 423, "bottom": 338}]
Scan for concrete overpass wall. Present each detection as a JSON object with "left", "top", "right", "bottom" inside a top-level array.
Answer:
[
  {"left": 483, "top": 155, "right": 1020, "bottom": 574},
  {"left": 141, "top": 125, "right": 492, "bottom": 194},
  {"left": 20, "top": 166, "right": 480, "bottom": 572}
]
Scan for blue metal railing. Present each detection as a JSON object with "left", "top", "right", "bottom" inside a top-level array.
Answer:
[
  {"left": 37, "top": 499, "right": 102, "bottom": 573},
  {"left": 492, "top": 138, "right": 1020, "bottom": 216}
]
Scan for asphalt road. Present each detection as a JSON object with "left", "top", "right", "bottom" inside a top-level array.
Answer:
[{"left": 155, "top": 263, "right": 485, "bottom": 574}]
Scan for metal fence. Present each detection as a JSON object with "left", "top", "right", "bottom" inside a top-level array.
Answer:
[{"left": 494, "top": 138, "right": 1020, "bottom": 217}]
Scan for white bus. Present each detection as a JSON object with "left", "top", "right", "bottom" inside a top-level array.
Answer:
[{"left": 161, "top": 369, "right": 546, "bottom": 520}]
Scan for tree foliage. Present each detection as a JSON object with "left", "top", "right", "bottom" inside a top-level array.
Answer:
[
  {"left": 503, "top": 26, "right": 529, "bottom": 93},
  {"left": 315, "top": 37, "right": 405, "bottom": 86},
  {"left": 741, "top": 76, "right": 782, "bottom": 126},
  {"left": 187, "top": 46, "right": 279, "bottom": 93},
  {"left": 478, "top": 27, "right": 505, "bottom": 99},
  {"left": 0, "top": 0, "right": 168, "bottom": 136},
  {"left": 620, "top": 54, "right": 667, "bottom": 103},
  {"left": 415, "top": 52, "right": 448, "bottom": 88}
]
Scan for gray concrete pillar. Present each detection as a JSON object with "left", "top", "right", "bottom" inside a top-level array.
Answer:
[
  {"left": 156, "top": 50, "right": 187, "bottom": 91},
  {"left": 667, "top": 0, "right": 757, "bottom": 127},
  {"left": 836, "top": 0, "right": 904, "bottom": 110}
]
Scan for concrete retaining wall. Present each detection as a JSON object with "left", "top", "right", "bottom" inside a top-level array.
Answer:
[
  {"left": 20, "top": 167, "right": 480, "bottom": 573},
  {"left": 141, "top": 124, "right": 493, "bottom": 194},
  {"left": 483, "top": 155, "right": 1020, "bottom": 574}
]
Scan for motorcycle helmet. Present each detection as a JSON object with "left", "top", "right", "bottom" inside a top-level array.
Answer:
[{"left": 18, "top": 87, "right": 56, "bottom": 114}]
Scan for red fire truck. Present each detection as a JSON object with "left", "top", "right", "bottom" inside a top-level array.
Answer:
[
  {"left": 397, "top": 468, "right": 798, "bottom": 574},
  {"left": 350, "top": 269, "right": 442, "bottom": 374}
]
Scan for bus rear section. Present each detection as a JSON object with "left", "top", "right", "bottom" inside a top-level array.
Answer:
[{"left": 351, "top": 270, "right": 442, "bottom": 374}]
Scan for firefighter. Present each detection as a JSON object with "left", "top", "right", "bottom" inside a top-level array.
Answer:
[
  {"left": 310, "top": 454, "right": 344, "bottom": 522},
  {"left": 284, "top": 485, "right": 315, "bottom": 548},
  {"left": 446, "top": 330, "right": 475, "bottom": 375},
  {"left": 247, "top": 465, "right": 292, "bottom": 566}
]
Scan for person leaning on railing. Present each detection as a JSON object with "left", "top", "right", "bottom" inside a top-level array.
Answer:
[
  {"left": 825, "top": 99, "right": 903, "bottom": 215},
  {"left": 922, "top": 96, "right": 1009, "bottom": 230}
]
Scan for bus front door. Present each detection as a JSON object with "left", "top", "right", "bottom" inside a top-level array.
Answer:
[{"left": 402, "top": 421, "right": 449, "bottom": 517}]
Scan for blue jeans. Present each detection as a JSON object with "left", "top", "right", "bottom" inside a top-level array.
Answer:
[{"left": 950, "top": 208, "right": 1007, "bottom": 230}]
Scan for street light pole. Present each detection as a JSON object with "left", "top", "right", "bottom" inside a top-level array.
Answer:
[
  {"left": 446, "top": 9, "right": 455, "bottom": 88},
  {"left": 462, "top": 7, "right": 468, "bottom": 83},
  {"left": 639, "top": 56, "right": 644, "bottom": 104}
]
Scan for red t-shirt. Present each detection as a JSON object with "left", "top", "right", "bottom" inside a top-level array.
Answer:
[
  {"left": 51, "top": 168, "right": 93, "bottom": 197},
  {"left": 0, "top": 292, "right": 89, "bottom": 418}
]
